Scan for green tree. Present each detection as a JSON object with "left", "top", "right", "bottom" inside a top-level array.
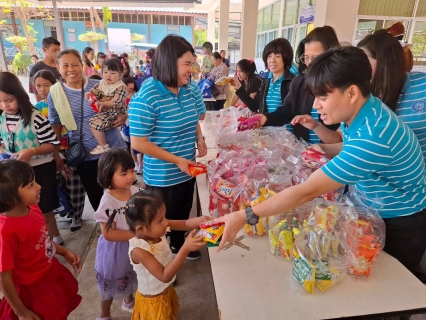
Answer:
[
  {"left": 5, "top": 35, "right": 28, "bottom": 51},
  {"left": 78, "top": 31, "right": 107, "bottom": 49},
  {"left": 1, "top": 0, "right": 51, "bottom": 54},
  {"left": 412, "top": 32, "right": 426, "bottom": 60},
  {"left": 131, "top": 33, "right": 146, "bottom": 43},
  {"left": 194, "top": 29, "right": 207, "bottom": 46},
  {"left": 11, "top": 51, "right": 31, "bottom": 75}
]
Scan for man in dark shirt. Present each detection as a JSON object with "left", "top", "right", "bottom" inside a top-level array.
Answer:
[
  {"left": 29, "top": 37, "right": 61, "bottom": 102},
  {"left": 220, "top": 49, "right": 230, "bottom": 68}
]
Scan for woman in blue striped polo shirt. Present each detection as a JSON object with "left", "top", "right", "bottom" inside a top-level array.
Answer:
[
  {"left": 216, "top": 47, "right": 426, "bottom": 275},
  {"left": 293, "top": 30, "right": 426, "bottom": 162},
  {"left": 129, "top": 35, "right": 207, "bottom": 260}
]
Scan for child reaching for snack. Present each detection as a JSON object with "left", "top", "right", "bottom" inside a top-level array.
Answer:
[
  {"left": 0, "top": 160, "right": 81, "bottom": 320},
  {"left": 86, "top": 59, "right": 127, "bottom": 155},
  {"left": 106, "top": 190, "right": 210, "bottom": 319}
]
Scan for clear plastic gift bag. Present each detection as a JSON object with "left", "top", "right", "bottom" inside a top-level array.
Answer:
[{"left": 290, "top": 200, "right": 359, "bottom": 294}]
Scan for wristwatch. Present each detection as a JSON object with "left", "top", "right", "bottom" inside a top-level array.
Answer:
[{"left": 245, "top": 206, "right": 259, "bottom": 225}]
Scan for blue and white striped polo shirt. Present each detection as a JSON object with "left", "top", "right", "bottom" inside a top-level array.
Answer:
[
  {"left": 396, "top": 72, "right": 426, "bottom": 161},
  {"left": 265, "top": 73, "right": 283, "bottom": 113},
  {"left": 322, "top": 95, "right": 426, "bottom": 218},
  {"left": 48, "top": 79, "right": 126, "bottom": 162},
  {"left": 129, "top": 78, "right": 206, "bottom": 187}
]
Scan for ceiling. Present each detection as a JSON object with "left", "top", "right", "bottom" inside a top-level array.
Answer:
[{"left": 29, "top": 0, "right": 203, "bottom": 8}]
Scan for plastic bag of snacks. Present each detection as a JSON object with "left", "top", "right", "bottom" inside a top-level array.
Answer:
[
  {"left": 237, "top": 115, "right": 262, "bottom": 132},
  {"left": 0, "top": 147, "right": 13, "bottom": 161},
  {"left": 241, "top": 187, "right": 275, "bottom": 237},
  {"left": 215, "top": 76, "right": 232, "bottom": 86},
  {"left": 291, "top": 201, "right": 358, "bottom": 294},
  {"left": 268, "top": 201, "right": 313, "bottom": 260},
  {"left": 341, "top": 187, "right": 385, "bottom": 278}
]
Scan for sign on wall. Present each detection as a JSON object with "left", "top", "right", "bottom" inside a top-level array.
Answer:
[{"left": 299, "top": 6, "right": 315, "bottom": 24}]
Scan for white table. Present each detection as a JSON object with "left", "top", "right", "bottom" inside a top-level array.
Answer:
[
  {"left": 197, "top": 111, "right": 426, "bottom": 320},
  {"left": 203, "top": 97, "right": 216, "bottom": 102}
]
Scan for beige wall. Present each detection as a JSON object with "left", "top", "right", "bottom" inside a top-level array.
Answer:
[{"left": 314, "top": 0, "right": 360, "bottom": 43}]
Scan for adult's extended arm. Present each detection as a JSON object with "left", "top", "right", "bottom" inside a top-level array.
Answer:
[{"left": 215, "top": 168, "right": 343, "bottom": 251}]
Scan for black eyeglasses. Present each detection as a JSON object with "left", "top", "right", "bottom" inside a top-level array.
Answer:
[{"left": 7, "top": 132, "right": 15, "bottom": 153}]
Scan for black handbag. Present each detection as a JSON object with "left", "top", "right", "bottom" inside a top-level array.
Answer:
[{"left": 66, "top": 80, "right": 86, "bottom": 167}]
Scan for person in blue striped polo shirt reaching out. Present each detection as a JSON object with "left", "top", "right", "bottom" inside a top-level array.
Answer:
[
  {"left": 216, "top": 47, "right": 426, "bottom": 276},
  {"left": 129, "top": 35, "right": 207, "bottom": 261}
]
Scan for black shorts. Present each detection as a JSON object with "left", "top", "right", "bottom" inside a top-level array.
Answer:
[{"left": 33, "top": 160, "right": 59, "bottom": 214}]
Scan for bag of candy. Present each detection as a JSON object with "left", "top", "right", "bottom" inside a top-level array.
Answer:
[
  {"left": 290, "top": 200, "right": 359, "bottom": 294},
  {"left": 268, "top": 201, "right": 313, "bottom": 260},
  {"left": 0, "top": 147, "right": 13, "bottom": 161},
  {"left": 341, "top": 187, "right": 385, "bottom": 278},
  {"left": 196, "top": 221, "right": 225, "bottom": 247}
]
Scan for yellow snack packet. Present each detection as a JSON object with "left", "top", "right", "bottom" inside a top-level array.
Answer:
[
  {"left": 279, "top": 228, "right": 293, "bottom": 260},
  {"left": 269, "top": 229, "right": 279, "bottom": 255},
  {"left": 215, "top": 76, "right": 231, "bottom": 86}
]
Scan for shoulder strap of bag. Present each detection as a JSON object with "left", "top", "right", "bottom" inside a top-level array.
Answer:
[{"left": 78, "top": 79, "right": 84, "bottom": 141}]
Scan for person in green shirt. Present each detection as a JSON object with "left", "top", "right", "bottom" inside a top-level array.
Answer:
[{"left": 202, "top": 42, "right": 214, "bottom": 74}]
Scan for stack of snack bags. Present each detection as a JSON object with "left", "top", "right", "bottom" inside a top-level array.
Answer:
[
  {"left": 291, "top": 201, "right": 358, "bottom": 294},
  {"left": 292, "top": 146, "right": 344, "bottom": 201},
  {"left": 342, "top": 187, "right": 385, "bottom": 278},
  {"left": 268, "top": 202, "right": 313, "bottom": 260}
]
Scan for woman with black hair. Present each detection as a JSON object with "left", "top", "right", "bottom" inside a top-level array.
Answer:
[
  {"left": 82, "top": 47, "right": 99, "bottom": 77},
  {"left": 206, "top": 52, "right": 230, "bottom": 110},
  {"left": 256, "top": 26, "right": 341, "bottom": 143},
  {"left": 294, "top": 30, "right": 426, "bottom": 162},
  {"left": 128, "top": 35, "right": 207, "bottom": 260},
  {"left": 234, "top": 38, "right": 295, "bottom": 115},
  {"left": 229, "top": 59, "right": 263, "bottom": 107}
]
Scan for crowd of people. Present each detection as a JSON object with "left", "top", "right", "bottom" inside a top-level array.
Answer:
[{"left": 0, "top": 20, "right": 425, "bottom": 320}]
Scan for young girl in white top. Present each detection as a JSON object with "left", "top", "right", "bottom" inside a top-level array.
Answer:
[
  {"left": 106, "top": 190, "right": 209, "bottom": 320},
  {"left": 94, "top": 148, "right": 139, "bottom": 320}
]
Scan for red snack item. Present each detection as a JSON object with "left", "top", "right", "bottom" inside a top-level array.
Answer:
[
  {"left": 188, "top": 163, "right": 207, "bottom": 176},
  {"left": 199, "top": 220, "right": 225, "bottom": 229},
  {"left": 87, "top": 93, "right": 99, "bottom": 112},
  {"left": 237, "top": 115, "right": 262, "bottom": 132},
  {"left": 301, "top": 148, "right": 331, "bottom": 168}
]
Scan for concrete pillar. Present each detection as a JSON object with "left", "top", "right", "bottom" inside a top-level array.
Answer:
[
  {"left": 0, "top": 31, "right": 8, "bottom": 71},
  {"left": 240, "top": 0, "right": 259, "bottom": 59},
  {"left": 314, "top": 0, "right": 360, "bottom": 43},
  {"left": 278, "top": 0, "right": 285, "bottom": 38},
  {"left": 207, "top": 9, "right": 216, "bottom": 47},
  {"left": 52, "top": 0, "right": 65, "bottom": 49},
  {"left": 218, "top": 0, "right": 229, "bottom": 54}
]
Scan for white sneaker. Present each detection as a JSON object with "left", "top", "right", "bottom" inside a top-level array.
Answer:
[{"left": 90, "top": 144, "right": 110, "bottom": 155}]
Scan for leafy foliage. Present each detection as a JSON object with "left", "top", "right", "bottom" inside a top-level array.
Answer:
[
  {"left": 131, "top": 33, "right": 145, "bottom": 43},
  {"left": 78, "top": 31, "right": 107, "bottom": 43}
]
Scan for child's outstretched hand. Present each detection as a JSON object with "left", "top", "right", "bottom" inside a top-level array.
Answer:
[
  {"left": 17, "top": 309, "right": 41, "bottom": 320},
  {"left": 64, "top": 249, "right": 82, "bottom": 273},
  {"left": 182, "top": 230, "right": 207, "bottom": 253}
]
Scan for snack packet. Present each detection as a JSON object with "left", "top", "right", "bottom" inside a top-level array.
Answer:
[
  {"left": 0, "top": 147, "right": 12, "bottom": 161},
  {"left": 237, "top": 115, "right": 262, "bottom": 132},
  {"left": 196, "top": 221, "right": 225, "bottom": 246},
  {"left": 189, "top": 163, "right": 207, "bottom": 177},
  {"left": 215, "top": 77, "right": 231, "bottom": 86},
  {"left": 87, "top": 92, "right": 99, "bottom": 112}
]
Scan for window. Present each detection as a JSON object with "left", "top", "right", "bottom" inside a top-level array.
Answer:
[
  {"left": 412, "top": 21, "right": 426, "bottom": 65},
  {"left": 179, "top": 16, "right": 185, "bottom": 25},
  {"left": 185, "top": 16, "right": 192, "bottom": 26},
  {"left": 358, "top": 0, "right": 416, "bottom": 17},
  {"left": 283, "top": 0, "right": 298, "bottom": 26},
  {"left": 354, "top": 19, "right": 411, "bottom": 43},
  {"left": 257, "top": 10, "right": 263, "bottom": 32},
  {"left": 263, "top": 5, "right": 272, "bottom": 31},
  {"left": 166, "top": 15, "right": 172, "bottom": 24},
  {"left": 167, "top": 25, "right": 180, "bottom": 35},
  {"left": 153, "top": 15, "right": 159, "bottom": 24},
  {"left": 271, "top": 2, "right": 281, "bottom": 29},
  {"left": 173, "top": 16, "right": 179, "bottom": 25},
  {"left": 112, "top": 13, "right": 119, "bottom": 22},
  {"left": 417, "top": 0, "right": 426, "bottom": 17},
  {"left": 131, "top": 13, "right": 137, "bottom": 23}
]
